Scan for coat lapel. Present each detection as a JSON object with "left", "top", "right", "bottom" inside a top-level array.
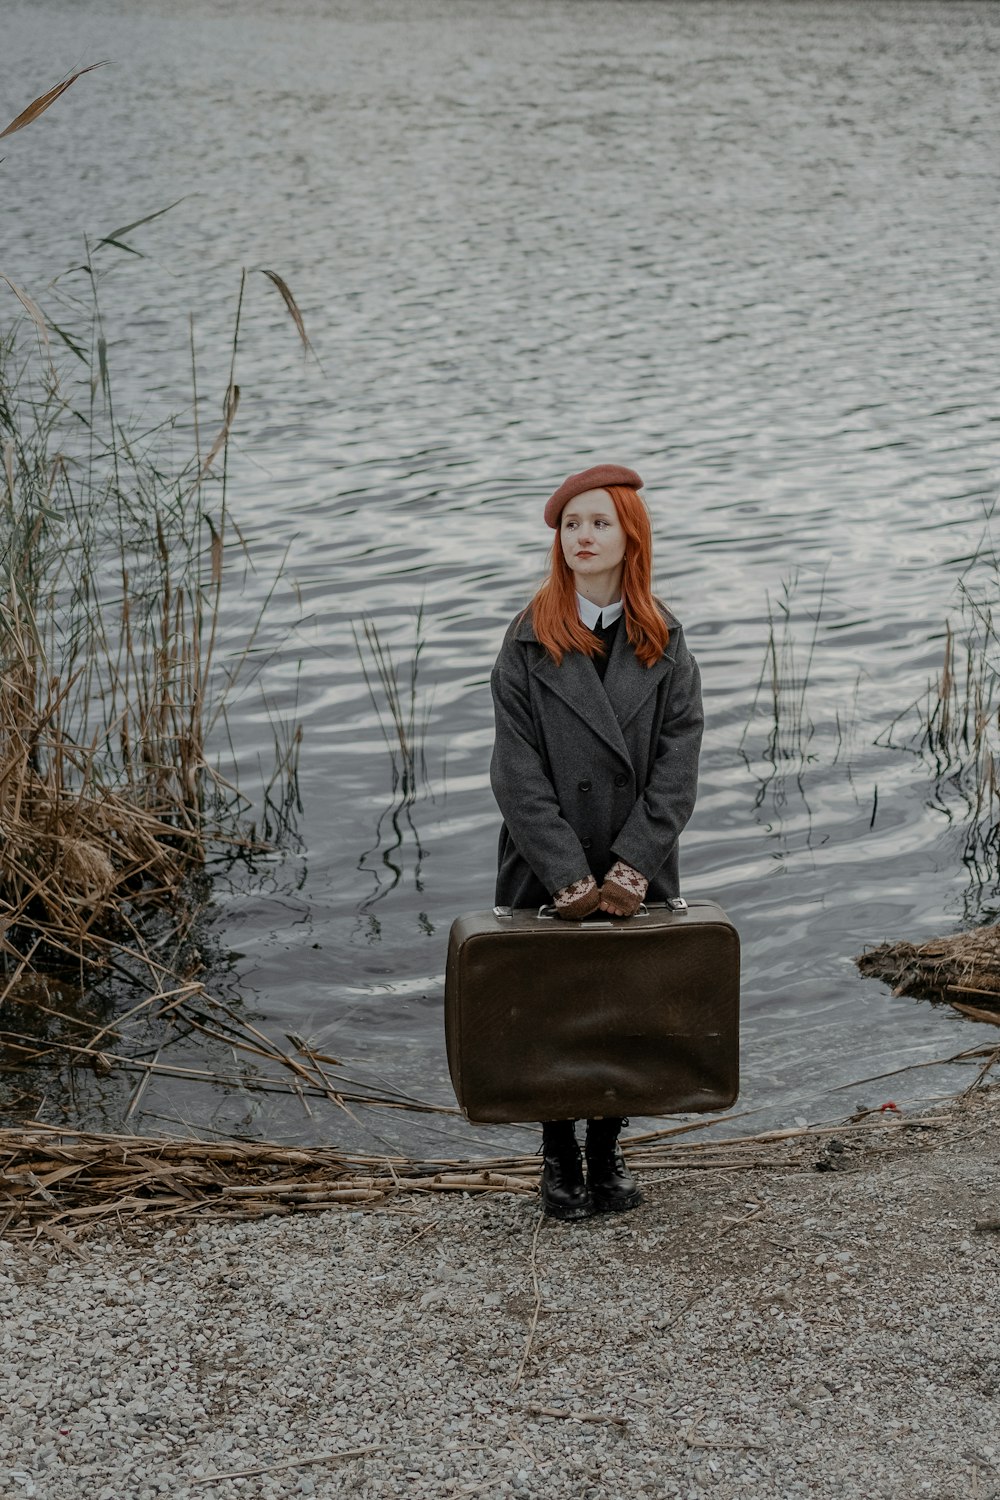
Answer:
[
  {"left": 531, "top": 642, "right": 628, "bottom": 762},
  {"left": 515, "top": 604, "right": 678, "bottom": 763},
  {"left": 602, "top": 611, "right": 675, "bottom": 730}
]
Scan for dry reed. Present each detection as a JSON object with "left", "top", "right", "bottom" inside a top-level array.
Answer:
[
  {"left": 2, "top": 68, "right": 309, "bottom": 1112},
  {"left": 878, "top": 611, "right": 1000, "bottom": 871},
  {"left": 736, "top": 572, "right": 854, "bottom": 825},
  {"left": 0, "top": 1108, "right": 954, "bottom": 1241},
  {"left": 857, "top": 924, "right": 1000, "bottom": 1010},
  {"left": 352, "top": 606, "right": 431, "bottom": 804},
  {"left": 0, "top": 938, "right": 458, "bottom": 1134},
  {"left": 741, "top": 572, "right": 826, "bottom": 770},
  {"left": 0, "top": 63, "right": 108, "bottom": 140},
  {"left": 876, "top": 522, "right": 1000, "bottom": 880}
]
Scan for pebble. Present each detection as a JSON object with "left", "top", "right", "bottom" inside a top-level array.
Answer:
[{"left": 1, "top": 1090, "right": 998, "bottom": 1498}]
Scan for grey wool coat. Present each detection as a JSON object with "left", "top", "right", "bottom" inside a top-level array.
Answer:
[{"left": 490, "top": 602, "right": 703, "bottom": 909}]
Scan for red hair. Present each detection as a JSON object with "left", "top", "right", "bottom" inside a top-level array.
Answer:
[{"left": 527, "top": 485, "right": 670, "bottom": 668}]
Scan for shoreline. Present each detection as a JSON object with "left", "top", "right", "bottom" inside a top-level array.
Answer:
[{"left": 2, "top": 1083, "right": 999, "bottom": 1498}]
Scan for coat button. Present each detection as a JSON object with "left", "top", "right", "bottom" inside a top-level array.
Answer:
[
  {"left": 614, "top": 772, "right": 629, "bottom": 788},
  {"left": 578, "top": 780, "right": 592, "bottom": 792},
  {"left": 581, "top": 837, "right": 592, "bottom": 850}
]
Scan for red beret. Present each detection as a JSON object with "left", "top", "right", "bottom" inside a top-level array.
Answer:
[{"left": 544, "top": 463, "right": 643, "bottom": 529}]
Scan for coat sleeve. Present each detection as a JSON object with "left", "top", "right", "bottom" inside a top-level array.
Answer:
[
  {"left": 609, "top": 631, "right": 704, "bottom": 883},
  {"left": 490, "top": 639, "right": 593, "bottom": 897}
]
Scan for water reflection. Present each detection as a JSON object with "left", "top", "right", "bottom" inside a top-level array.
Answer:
[{"left": 356, "top": 794, "right": 428, "bottom": 916}]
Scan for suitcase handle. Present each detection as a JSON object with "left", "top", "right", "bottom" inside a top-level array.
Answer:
[
  {"left": 536, "top": 901, "right": 675, "bottom": 921},
  {"left": 537, "top": 905, "right": 615, "bottom": 925},
  {"left": 492, "top": 898, "right": 689, "bottom": 922}
]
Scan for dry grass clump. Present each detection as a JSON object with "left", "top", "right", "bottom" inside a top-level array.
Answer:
[
  {"left": 0, "top": 1127, "right": 538, "bottom": 1239},
  {"left": 857, "top": 925, "right": 1000, "bottom": 1015},
  {"left": 0, "top": 778, "right": 181, "bottom": 952},
  {"left": 1, "top": 570, "right": 194, "bottom": 963}
]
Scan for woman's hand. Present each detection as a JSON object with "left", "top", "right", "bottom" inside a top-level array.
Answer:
[
  {"left": 599, "top": 860, "right": 648, "bottom": 917},
  {"left": 553, "top": 875, "right": 600, "bottom": 920}
]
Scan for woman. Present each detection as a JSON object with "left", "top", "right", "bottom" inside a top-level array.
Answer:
[{"left": 490, "top": 464, "right": 703, "bottom": 1221}]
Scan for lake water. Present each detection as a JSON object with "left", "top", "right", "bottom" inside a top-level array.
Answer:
[{"left": 4, "top": 0, "right": 1000, "bottom": 1155}]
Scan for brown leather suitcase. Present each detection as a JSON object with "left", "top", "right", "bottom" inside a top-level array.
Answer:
[{"left": 444, "top": 898, "right": 740, "bottom": 1124}]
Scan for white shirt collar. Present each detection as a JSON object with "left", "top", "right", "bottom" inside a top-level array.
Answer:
[{"left": 576, "top": 592, "right": 624, "bottom": 630}]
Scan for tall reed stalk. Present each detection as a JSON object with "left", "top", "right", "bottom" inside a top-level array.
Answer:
[
  {"left": 738, "top": 572, "right": 830, "bottom": 820},
  {"left": 881, "top": 588, "right": 1000, "bottom": 877},
  {"left": 352, "top": 607, "right": 431, "bottom": 804},
  {"left": 0, "top": 243, "right": 306, "bottom": 978}
]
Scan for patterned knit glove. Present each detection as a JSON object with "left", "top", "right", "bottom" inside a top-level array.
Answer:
[
  {"left": 599, "top": 860, "right": 648, "bottom": 917},
  {"left": 553, "top": 874, "right": 600, "bottom": 920}
]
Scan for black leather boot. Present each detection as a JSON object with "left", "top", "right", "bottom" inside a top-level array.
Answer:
[
  {"left": 540, "top": 1120, "right": 594, "bottom": 1221},
  {"left": 585, "top": 1117, "right": 642, "bottom": 1213}
]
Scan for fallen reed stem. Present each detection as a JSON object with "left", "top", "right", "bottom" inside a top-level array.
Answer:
[
  {"left": 511, "top": 1211, "right": 544, "bottom": 1393},
  {"left": 0, "top": 1104, "right": 962, "bottom": 1239},
  {"left": 189, "top": 1447, "right": 379, "bottom": 1485}
]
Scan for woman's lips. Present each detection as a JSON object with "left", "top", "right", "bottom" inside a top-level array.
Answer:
[{"left": 576, "top": 551, "right": 596, "bottom": 558}]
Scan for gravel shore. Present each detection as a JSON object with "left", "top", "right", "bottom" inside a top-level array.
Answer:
[{"left": 2, "top": 1086, "right": 999, "bottom": 1500}]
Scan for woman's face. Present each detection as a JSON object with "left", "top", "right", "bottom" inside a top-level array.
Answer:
[{"left": 560, "top": 488, "right": 627, "bottom": 594}]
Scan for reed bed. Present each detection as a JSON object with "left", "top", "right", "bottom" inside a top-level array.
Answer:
[
  {"left": 0, "top": 1108, "right": 952, "bottom": 1241},
  {"left": 2, "top": 66, "right": 308, "bottom": 1085},
  {"left": 0, "top": 264, "right": 298, "bottom": 974}
]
